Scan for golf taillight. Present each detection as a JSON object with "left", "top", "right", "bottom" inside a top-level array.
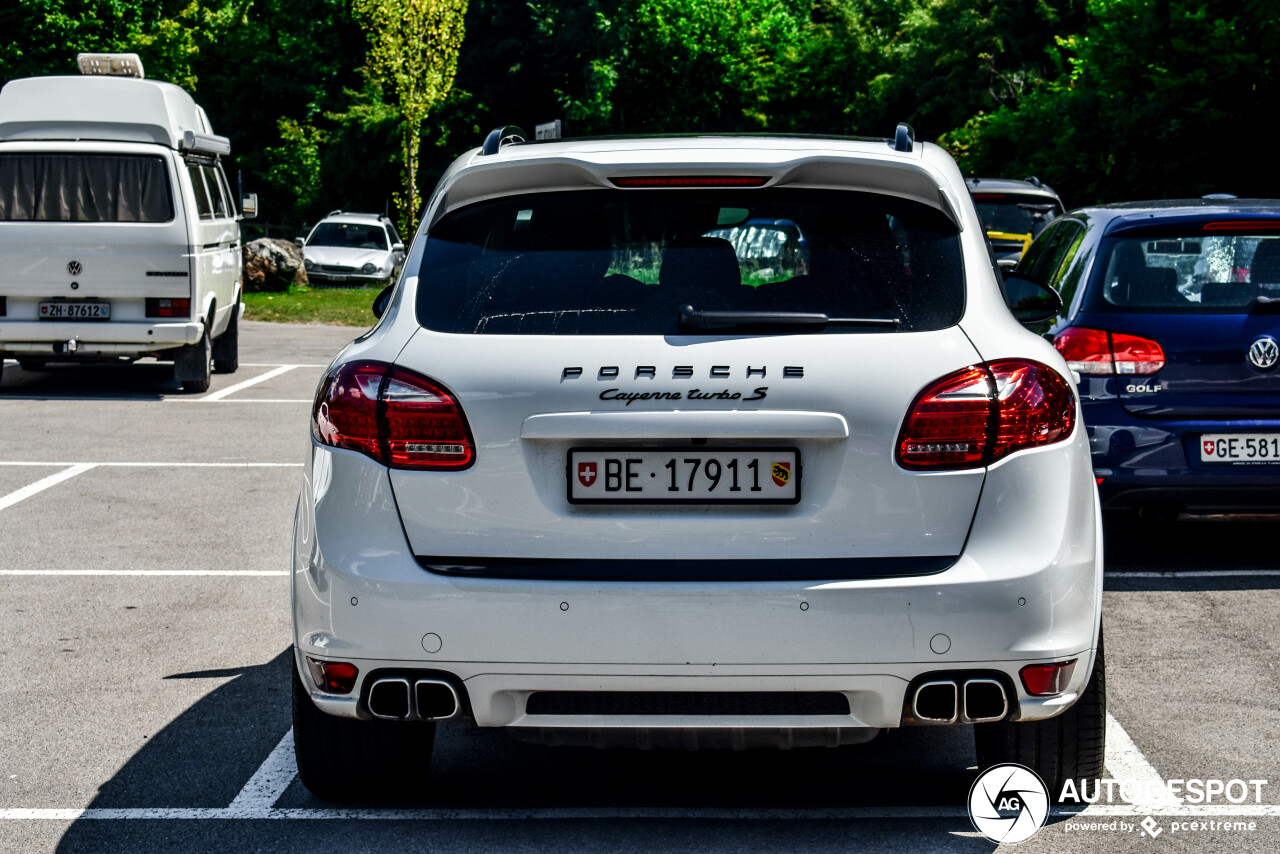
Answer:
[
  {"left": 306, "top": 657, "right": 359, "bottom": 694},
  {"left": 1020, "top": 659, "right": 1077, "bottom": 696},
  {"left": 1053, "top": 327, "right": 1164, "bottom": 375},
  {"left": 896, "top": 359, "right": 1075, "bottom": 471},
  {"left": 312, "top": 361, "right": 474, "bottom": 470},
  {"left": 145, "top": 297, "right": 190, "bottom": 318}
]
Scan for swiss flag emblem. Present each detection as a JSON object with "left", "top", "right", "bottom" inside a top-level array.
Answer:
[
  {"left": 577, "top": 462, "right": 598, "bottom": 487},
  {"left": 1203, "top": 440, "right": 1215, "bottom": 456}
]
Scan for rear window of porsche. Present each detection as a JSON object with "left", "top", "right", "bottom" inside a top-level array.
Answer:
[{"left": 415, "top": 188, "right": 964, "bottom": 334}]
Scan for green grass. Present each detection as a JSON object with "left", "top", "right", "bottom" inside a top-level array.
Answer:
[{"left": 242, "top": 287, "right": 381, "bottom": 326}]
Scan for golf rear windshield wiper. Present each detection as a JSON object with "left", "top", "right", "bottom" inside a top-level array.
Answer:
[{"left": 678, "top": 304, "right": 901, "bottom": 333}]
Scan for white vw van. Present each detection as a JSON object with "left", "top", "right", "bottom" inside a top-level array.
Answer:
[{"left": 0, "top": 54, "right": 254, "bottom": 392}]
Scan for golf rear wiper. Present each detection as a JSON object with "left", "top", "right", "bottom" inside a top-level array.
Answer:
[
  {"left": 678, "top": 304, "right": 901, "bottom": 332},
  {"left": 1250, "top": 295, "right": 1280, "bottom": 313}
]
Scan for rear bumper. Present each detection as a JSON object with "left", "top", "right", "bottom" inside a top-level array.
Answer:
[
  {"left": 1084, "top": 403, "right": 1280, "bottom": 511},
  {"left": 292, "top": 434, "right": 1103, "bottom": 730},
  {"left": 0, "top": 319, "right": 203, "bottom": 353}
]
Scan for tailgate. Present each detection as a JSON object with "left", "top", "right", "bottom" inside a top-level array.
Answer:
[{"left": 388, "top": 328, "right": 987, "bottom": 562}]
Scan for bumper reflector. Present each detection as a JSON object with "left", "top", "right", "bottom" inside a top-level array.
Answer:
[
  {"left": 1020, "top": 659, "right": 1077, "bottom": 696},
  {"left": 306, "top": 657, "right": 359, "bottom": 694}
]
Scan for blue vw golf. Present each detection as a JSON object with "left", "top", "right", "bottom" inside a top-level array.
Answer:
[{"left": 1011, "top": 199, "right": 1280, "bottom": 517}]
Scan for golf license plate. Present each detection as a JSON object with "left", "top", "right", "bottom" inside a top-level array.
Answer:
[
  {"left": 568, "top": 447, "right": 800, "bottom": 504},
  {"left": 1200, "top": 434, "right": 1280, "bottom": 465},
  {"left": 39, "top": 301, "right": 110, "bottom": 320}
]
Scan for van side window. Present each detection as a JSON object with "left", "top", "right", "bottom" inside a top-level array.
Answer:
[
  {"left": 202, "top": 166, "right": 228, "bottom": 219},
  {"left": 188, "top": 165, "right": 213, "bottom": 219},
  {"left": 214, "top": 167, "right": 237, "bottom": 217}
]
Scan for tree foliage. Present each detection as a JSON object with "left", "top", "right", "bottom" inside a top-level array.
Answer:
[
  {"left": 353, "top": 0, "right": 466, "bottom": 234},
  {"left": 2, "top": 0, "right": 1275, "bottom": 231}
]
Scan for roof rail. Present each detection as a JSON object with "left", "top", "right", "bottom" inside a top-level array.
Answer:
[
  {"left": 327, "top": 209, "right": 343, "bottom": 217},
  {"left": 891, "top": 123, "right": 914, "bottom": 153},
  {"left": 1024, "top": 176, "right": 1043, "bottom": 187},
  {"left": 481, "top": 125, "right": 527, "bottom": 156}
]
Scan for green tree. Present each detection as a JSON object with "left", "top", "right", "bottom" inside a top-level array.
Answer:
[{"left": 353, "top": 0, "right": 467, "bottom": 234}]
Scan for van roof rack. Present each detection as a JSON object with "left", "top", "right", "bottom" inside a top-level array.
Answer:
[{"left": 481, "top": 125, "right": 527, "bottom": 155}]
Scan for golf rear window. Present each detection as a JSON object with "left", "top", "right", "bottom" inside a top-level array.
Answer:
[
  {"left": 1090, "top": 232, "right": 1280, "bottom": 312},
  {"left": 415, "top": 188, "right": 963, "bottom": 334}
]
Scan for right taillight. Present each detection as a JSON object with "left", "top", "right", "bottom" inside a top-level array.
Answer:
[
  {"left": 1052, "top": 326, "right": 1164, "bottom": 375},
  {"left": 896, "top": 359, "right": 1075, "bottom": 471},
  {"left": 312, "top": 360, "right": 474, "bottom": 470}
]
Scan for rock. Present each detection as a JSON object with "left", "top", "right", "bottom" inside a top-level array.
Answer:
[{"left": 242, "top": 238, "right": 308, "bottom": 292}]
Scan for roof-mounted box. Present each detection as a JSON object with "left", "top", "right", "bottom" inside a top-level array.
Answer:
[{"left": 76, "top": 53, "right": 146, "bottom": 79}]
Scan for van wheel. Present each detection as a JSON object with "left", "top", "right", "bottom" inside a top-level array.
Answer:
[
  {"left": 175, "top": 331, "right": 212, "bottom": 393},
  {"left": 292, "top": 662, "right": 436, "bottom": 802},
  {"left": 973, "top": 628, "right": 1106, "bottom": 804},
  {"left": 212, "top": 307, "right": 239, "bottom": 374}
]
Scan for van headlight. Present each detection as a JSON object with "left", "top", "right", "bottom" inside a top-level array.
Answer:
[{"left": 361, "top": 262, "right": 377, "bottom": 274}]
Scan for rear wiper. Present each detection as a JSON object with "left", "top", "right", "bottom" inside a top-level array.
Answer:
[
  {"left": 678, "top": 304, "right": 900, "bottom": 332},
  {"left": 1251, "top": 295, "right": 1280, "bottom": 313}
]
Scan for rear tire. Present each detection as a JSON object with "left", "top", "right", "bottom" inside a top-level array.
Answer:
[
  {"left": 175, "top": 331, "right": 212, "bottom": 393},
  {"left": 292, "top": 662, "right": 436, "bottom": 802},
  {"left": 212, "top": 305, "right": 240, "bottom": 374},
  {"left": 974, "top": 627, "right": 1106, "bottom": 804}
]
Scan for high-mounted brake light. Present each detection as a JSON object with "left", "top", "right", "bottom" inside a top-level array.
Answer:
[
  {"left": 970, "top": 193, "right": 1007, "bottom": 200},
  {"left": 312, "top": 361, "right": 475, "bottom": 470},
  {"left": 896, "top": 359, "right": 1075, "bottom": 471},
  {"left": 610, "top": 176, "right": 769, "bottom": 188},
  {"left": 1053, "top": 327, "right": 1164, "bottom": 375},
  {"left": 1020, "top": 659, "right": 1077, "bottom": 696},
  {"left": 1203, "top": 221, "right": 1280, "bottom": 232}
]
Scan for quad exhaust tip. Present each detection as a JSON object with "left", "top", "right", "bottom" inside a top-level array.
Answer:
[
  {"left": 368, "top": 676, "right": 461, "bottom": 721},
  {"left": 911, "top": 677, "right": 1009, "bottom": 724}
]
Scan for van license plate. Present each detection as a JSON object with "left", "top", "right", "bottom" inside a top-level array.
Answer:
[
  {"left": 1200, "top": 434, "right": 1280, "bottom": 464},
  {"left": 568, "top": 448, "right": 800, "bottom": 504},
  {"left": 39, "top": 302, "right": 110, "bottom": 320}
]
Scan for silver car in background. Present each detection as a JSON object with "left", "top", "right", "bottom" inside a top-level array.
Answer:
[{"left": 300, "top": 211, "right": 405, "bottom": 286}]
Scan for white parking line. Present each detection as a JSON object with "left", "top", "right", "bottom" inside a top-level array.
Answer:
[
  {"left": 0, "top": 462, "right": 299, "bottom": 468},
  {"left": 228, "top": 729, "right": 298, "bottom": 810},
  {"left": 1106, "top": 570, "right": 1280, "bottom": 579},
  {"left": 199, "top": 365, "right": 298, "bottom": 402},
  {"left": 0, "top": 570, "right": 287, "bottom": 576},
  {"left": 0, "top": 463, "right": 95, "bottom": 511},
  {"left": 1101, "top": 712, "right": 1183, "bottom": 808},
  {"left": 2, "top": 804, "right": 1278, "bottom": 821}
]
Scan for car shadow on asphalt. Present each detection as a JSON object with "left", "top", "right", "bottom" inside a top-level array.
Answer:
[
  {"left": 1104, "top": 514, "right": 1280, "bottom": 591},
  {"left": 0, "top": 360, "right": 184, "bottom": 400},
  {"left": 55, "top": 647, "right": 997, "bottom": 851}
]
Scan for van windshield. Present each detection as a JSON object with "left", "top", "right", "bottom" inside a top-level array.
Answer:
[
  {"left": 0, "top": 153, "right": 173, "bottom": 222},
  {"left": 416, "top": 188, "right": 964, "bottom": 335}
]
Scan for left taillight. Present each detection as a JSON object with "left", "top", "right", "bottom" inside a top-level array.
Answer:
[
  {"left": 896, "top": 359, "right": 1076, "bottom": 471},
  {"left": 312, "top": 360, "right": 474, "bottom": 470}
]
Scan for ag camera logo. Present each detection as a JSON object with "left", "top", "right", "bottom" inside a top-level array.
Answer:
[{"left": 968, "top": 763, "right": 1050, "bottom": 844}]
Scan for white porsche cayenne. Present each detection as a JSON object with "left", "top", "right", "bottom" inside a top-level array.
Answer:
[{"left": 291, "top": 127, "right": 1104, "bottom": 801}]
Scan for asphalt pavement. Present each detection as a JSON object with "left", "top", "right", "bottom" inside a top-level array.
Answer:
[{"left": 1, "top": 320, "right": 1277, "bottom": 853}]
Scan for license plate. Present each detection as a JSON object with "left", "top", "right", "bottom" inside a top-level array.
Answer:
[
  {"left": 1200, "top": 434, "right": 1280, "bottom": 464},
  {"left": 568, "top": 447, "right": 800, "bottom": 504},
  {"left": 39, "top": 301, "right": 110, "bottom": 320}
]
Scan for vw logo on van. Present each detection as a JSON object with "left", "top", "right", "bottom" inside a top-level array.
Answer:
[
  {"left": 1247, "top": 336, "right": 1279, "bottom": 370},
  {"left": 66, "top": 260, "right": 82, "bottom": 276}
]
